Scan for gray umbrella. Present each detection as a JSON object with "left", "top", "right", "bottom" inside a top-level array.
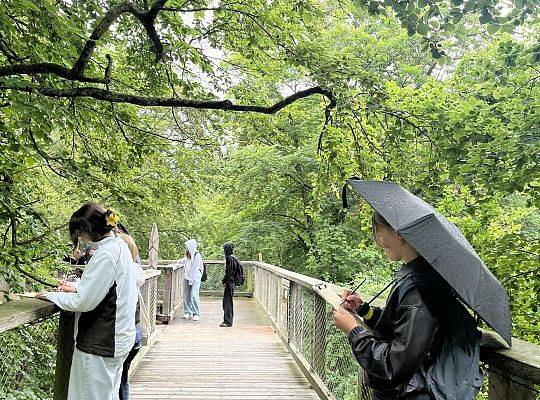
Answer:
[{"left": 344, "top": 179, "right": 512, "bottom": 346}]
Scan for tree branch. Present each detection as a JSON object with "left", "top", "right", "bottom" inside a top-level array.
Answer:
[
  {"left": 1, "top": 85, "right": 336, "bottom": 114},
  {"left": 16, "top": 224, "right": 65, "bottom": 247},
  {"left": 0, "top": 0, "right": 169, "bottom": 83}
]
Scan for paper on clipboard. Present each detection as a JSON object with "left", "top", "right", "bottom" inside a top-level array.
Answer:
[
  {"left": 17, "top": 292, "right": 40, "bottom": 298},
  {"left": 312, "top": 282, "right": 370, "bottom": 330}
]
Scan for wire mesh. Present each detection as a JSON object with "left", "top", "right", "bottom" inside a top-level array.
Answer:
[
  {"left": 156, "top": 270, "right": 165, "bottom": 315},
  {"left": 200, "top": 262, "right": 255, "bottom": 294},
  {"left": 0, "top": 315, "right": 58, "bottom": 400},
  {"left": 147, "top": 275, "right": 158, "bottom": 333},
  {"left": 255, "top": 267, "right": 540, "bottom": 400}
]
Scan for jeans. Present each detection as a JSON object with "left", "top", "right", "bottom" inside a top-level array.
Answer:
[
  {"left": 183, "top": 278, "right": 201, "bottom": 316},
  {"left": 119, "top": 325, "right": 142, "bottom": 400}
]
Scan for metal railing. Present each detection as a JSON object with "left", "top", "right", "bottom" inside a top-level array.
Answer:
[
  {"left": 249, "top": 261, "right": 540, "bottom": 400},
  {"left": 1, "top": 246, "right": 539, "bottom": 400},
  {"left": 0, "top": 268, "right": 160, "bottom": 400}
]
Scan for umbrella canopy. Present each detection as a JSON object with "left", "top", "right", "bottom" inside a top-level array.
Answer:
[{"left": 345, "top": 179, "right": 512, "bottom": 346}]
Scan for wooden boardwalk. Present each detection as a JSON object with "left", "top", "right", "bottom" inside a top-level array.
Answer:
[{"left": 130, "top": 298, "right": 320, "bottom": 400}]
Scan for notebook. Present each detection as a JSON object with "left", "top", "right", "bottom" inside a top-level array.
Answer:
[{"left": 312, "top": 282, "right": 369, "bottom": 329}]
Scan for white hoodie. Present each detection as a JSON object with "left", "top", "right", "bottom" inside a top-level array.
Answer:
[{"left": 183, "top": 239, "right": 204, "bottom": 285}]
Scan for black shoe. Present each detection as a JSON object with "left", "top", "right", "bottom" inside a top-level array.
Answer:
[{"left": 220, "top": 322, "right": 232, "bottom": 327}]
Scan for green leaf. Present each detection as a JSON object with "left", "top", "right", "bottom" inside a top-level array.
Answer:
[{"left": 486, "top": 24, "right": 500, "bottom": 34}]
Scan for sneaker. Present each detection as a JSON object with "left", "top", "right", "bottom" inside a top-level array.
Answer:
[
  {"left": 183, "top": 313, "right": 191, "bottom": 319},
  {"left": 220, "top": 322, "right": 232, "bottom": 327},
  {"left": 192, "top": 315, "right": 200, "bottom": 321}
]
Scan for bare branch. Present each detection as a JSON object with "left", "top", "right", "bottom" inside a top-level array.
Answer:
[{"left": 0, "top": 85, "right": 336, "bottom": 115}]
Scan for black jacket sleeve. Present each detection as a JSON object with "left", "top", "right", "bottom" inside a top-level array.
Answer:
[
  {"left": 348, "top": 289, "right": 438, "bottom": 386},
  {"left": 223, "top": 257, "right": 234, "bottom": 284},
  {"left": 357, "top": 305, "right": 384, "bottom": 330}
]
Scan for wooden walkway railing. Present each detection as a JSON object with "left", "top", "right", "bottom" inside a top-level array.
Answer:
[{"left": 0, "top": 223, "right": 539, "bottom": 399}]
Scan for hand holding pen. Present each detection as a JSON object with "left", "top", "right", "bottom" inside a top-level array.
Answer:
[{"left": 340, "top": 278, "right": 366, "bottom": 311}]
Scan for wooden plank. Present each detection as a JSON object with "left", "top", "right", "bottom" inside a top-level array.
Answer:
[
  {"left": 0, "top": 298, "right": 57, "bottom": 333},
  {"left": 144, "top": 269, "right": 161, "bottom": 279},
  {"left": 488, "top": 367, "right": 537, "bottom": 400},
  {"left": 481, "top": 332, "right": 540, "bottom": 383},
  {"left": 130, "top": 299, "right": 320, "bottom": 400},
  {"left": 129, "top": 324, "right": 167, "bottom": 379}
]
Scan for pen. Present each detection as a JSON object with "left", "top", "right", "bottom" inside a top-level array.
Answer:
[{"left": 339, "top": 278, "right": 366, "bottom": 306}]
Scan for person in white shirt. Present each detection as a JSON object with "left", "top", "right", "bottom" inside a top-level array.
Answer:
[
  {"left": 38, "top": 203, "right": 139, "bottom": 400},
  {"left": 179, "top": 239, "right": 204, "bottom": 321}
]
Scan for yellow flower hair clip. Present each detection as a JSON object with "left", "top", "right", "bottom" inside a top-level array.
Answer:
[{"left": 106, "top": 211, "right": 120, "bottom": 227}]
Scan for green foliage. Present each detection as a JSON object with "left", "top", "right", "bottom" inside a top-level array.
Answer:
[
  {"left": 0, "top": 318, "right": 57, "bottom": 400},
  {"left": 0, "top": 0, "right": 538, "bottom": 396}
]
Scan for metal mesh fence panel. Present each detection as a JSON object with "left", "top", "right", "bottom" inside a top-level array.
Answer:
[
  {"left": 200, "top": 262, "right": 255, "bottom": 294},
  {"left": 0, "top": 315, "right": 58, "bottom": 400}
]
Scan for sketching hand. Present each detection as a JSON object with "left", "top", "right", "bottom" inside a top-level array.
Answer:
[
  {"left": 341, "top": 289, "right": 362, "bottom": 311},
  {"left": 332, "top": 307, "right": 358, "bottom": 334},
  {"left": 57, "top": 280, "right": 77, "bottom": 293}
]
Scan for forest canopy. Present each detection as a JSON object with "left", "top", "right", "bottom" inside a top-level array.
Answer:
[{"left": 0, "top": 0, "right": 539, "bottom": 349}]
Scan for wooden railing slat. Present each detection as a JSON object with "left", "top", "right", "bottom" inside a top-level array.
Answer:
[{"left": 0, "top": 298, "right": 57, "bottom": 334}]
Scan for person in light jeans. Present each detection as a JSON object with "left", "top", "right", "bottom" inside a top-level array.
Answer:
[{"left": 179, "top": 239, "right": 204, "bottom": 320}]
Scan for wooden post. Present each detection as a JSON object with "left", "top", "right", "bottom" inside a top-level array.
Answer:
[
  {"left": 258, "top": 253, "right": 263, "bottom": 262},
  {"left": 148, "top": 223, "right": 159, "bottom": 270},
  {"left": 357, "top": 367, "right": 362, "bottom": 400},
  {"left": 488, "top": 368, "right": 537, "bottom": 400},
  {"left": 53, "top": 311, "right": 74, "bottom": 400},
  {"left": 312, "top": 294, "right": 326, "bottom": 378}
]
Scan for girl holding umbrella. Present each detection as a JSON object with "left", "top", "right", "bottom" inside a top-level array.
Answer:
[{"left": 332, "top": 180, "right": 509, "bottom": 400}]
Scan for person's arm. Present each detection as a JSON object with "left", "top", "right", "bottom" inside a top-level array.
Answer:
[
  {"left": 134, "top": 261, "right": 145, "bottom": 288},
  {"left": 356, "top": 303, "right": 384, "bottom": 330},
  {"left": 43, "top": 251, "right": 116, "bottom": 312},
  {"left": 177, "top": 257, "right": 187, "bottom": 265},
  {"left": 189, "top": 254, "right": 203, "bottom": 285},
  {"left": 223, "top": 258, "right": 233, "bottom": 284},
  {"left": 348, "top": 290, "right": 438, "bottom": 385}
]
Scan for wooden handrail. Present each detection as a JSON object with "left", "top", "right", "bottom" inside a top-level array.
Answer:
[
  {"left": 2, "top": 250, "right": 539, "bottom": 400},
  {"left": 0, "top": 298, "right": 57, "bottom": 334},
  {"left": 0, "top": 269, "right": 160, "bottom": 334},
  {"left": 251, "top": 259, "right": 540, "bottom": 400}
]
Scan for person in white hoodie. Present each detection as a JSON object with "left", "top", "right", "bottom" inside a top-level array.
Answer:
[
  {"left": 38, "top": 203, "right": 139, "bottom": 400},
  {"left": 180, "top": 239, "right": 204, "bottom": 321}
]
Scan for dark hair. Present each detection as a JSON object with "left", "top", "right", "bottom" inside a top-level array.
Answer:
[
  {"left": 371, "top": 210, "right": 392, "bottom": 246},
  {"left": 69, "top": 203, "right": 115, "bottom": 248}
]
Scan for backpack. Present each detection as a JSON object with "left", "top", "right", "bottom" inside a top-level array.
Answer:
[
  {"left": 201, "top": 262, "right": 207, "bottom": 282},
  {"left": 398, "top": 274, "right": 483, "bottom": 400},
  {"left": 195, "top": 252, "right": 207, "bottom": 282},
  {"left": 234, "top": 259, "right": 244, "bottom": 287}
]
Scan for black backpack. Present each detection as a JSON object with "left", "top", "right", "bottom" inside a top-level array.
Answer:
[
  {"left": 234, "top": 259, "right": 244, "bottom": 287},
  {"left": 398, "top": 274, "right": 483, "bottom": 400},
  {"left": 201, "top": 262, "right": 207, "bottom": 282},
  {"left": 195, "top": 252, "right": 207, "bottom": 282}
]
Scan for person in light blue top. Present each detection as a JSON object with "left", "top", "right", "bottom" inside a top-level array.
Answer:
[{"left": 179, "top": 239, "right": 204, "bottom": 321}]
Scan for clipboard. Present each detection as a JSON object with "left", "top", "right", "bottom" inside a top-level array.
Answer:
[
  {"left": 17, "top": 292, "right": 50, "bottom": 301},
  {"left": 17, "top": 292, "right": 40, "bottom": 298},
  {"left": 312, "top": 282, "right": 370, "bottom": 330}
]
